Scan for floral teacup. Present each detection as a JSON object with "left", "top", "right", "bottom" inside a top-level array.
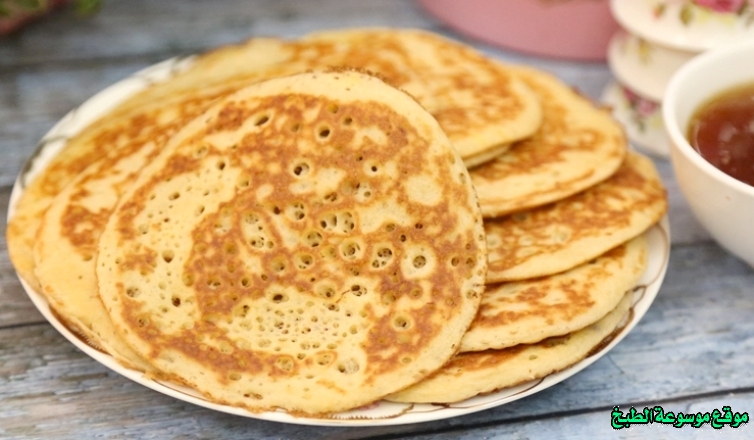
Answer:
[{"left": 664, "top": 40, "right": 754, "bottom": 268}]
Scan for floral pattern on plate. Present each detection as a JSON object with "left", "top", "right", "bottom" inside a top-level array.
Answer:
[
  {"left": 611, "top": 0, "right": 754, "bottom": 51},
  {"left": 621, "top": 85, "right": 662, "bottom": 132},
  {"left": 607, "top": 30, "right": 695, "bottom": 101},
  {"left": 653, "top": 0, "right": 754, "bottom": 26},
  {"left": 602, "top": 81, "right": 670, "bottom": 158}
]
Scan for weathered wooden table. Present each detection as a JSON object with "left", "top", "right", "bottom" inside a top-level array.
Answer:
[{"left": 2, "top": 1, "right": 753, "bottom": 438}]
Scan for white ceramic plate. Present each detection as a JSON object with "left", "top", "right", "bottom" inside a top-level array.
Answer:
[
  {"left": 8, "top": 56, "right": 671, "bottom": 427},
  {"left": 611, "top": 0, "right": 754, "bottom": 52},
  {"left": 602, "top": 80, "right": 670, "bottom": 159},
  {"left": 607, "top": 29, "right": 695, "bottom": 102}
]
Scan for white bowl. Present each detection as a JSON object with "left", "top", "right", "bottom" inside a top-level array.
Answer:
[
  {"left": 611, "top": 0, "right": 754, "bottom": 52},
  {"left": 602, "top": 81, "right": 669, "bottom": 158},
  {"left": 607, "top": 29, "right": 696, "bottom": 102},
  {"left": 663, "top": 40, "right": 754, "bottom": 268}
]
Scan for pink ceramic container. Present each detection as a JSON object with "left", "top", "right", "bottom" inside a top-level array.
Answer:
[{"left": 417, "top": 0, "right": 620, "bottom": 61}]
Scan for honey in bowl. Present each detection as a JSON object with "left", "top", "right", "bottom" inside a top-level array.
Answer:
[{"left": 687, "top": 82, "right": 754, "bottom": 187}]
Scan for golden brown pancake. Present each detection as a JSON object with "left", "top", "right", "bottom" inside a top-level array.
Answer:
[
  {"left": 485, "top": 151, "right": 667, "bottom": 283},
  {"left": 461, "top": 234, "right": 646, "bottom": 352},
  {"left": 470, "top": 66, "right": 626, "bottom": 218},
  {"left": 96, "top": 70, "right": 487, "bottom": 415},
  {"left": 9, "top": 38, "right": 291, "bottom": 294},
  {"left": 10, "top": 28, "right": 540, "bottom": 297},
  {"left": 386, "top": 292, "right": 631, "bottom": 404},
  {"left": 32, "top": 42, "right": 302, "bottom": 365},
  {"left": 298, "top": 29, "right": 543, "bottom": 167},
  {"left": 33, "top": 137, "right": 176, "bottom": 371},
  {"left": 113, "top": 38, "right": 291, "bottom": 116}
]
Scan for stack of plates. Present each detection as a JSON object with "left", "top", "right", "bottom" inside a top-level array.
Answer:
[{"left": 603, "top": 0, "right": 754, "bottom": 157}]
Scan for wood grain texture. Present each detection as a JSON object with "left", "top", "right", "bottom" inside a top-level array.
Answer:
[
  {"left": 0, "top": 0, "right": 435, "bottom": 66},
  {"left": 2, "top": 0, "right": 753, "bottom": 438},
  {"left": 391, "top": 393, "right": 754, "bottom": 439}
]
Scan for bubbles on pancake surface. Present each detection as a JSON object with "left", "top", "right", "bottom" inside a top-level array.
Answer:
[{"left": 98, "top": 71, "right": 485, "bottom": 414}]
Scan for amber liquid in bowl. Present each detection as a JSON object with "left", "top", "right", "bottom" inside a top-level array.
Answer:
[{"left": 687, "top": 82, "right": 754, "bottom": 187}]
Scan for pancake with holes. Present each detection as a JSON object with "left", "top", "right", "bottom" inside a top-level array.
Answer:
[
  {"left": 30, "top": 39, "right": 298, "bottom": 367},
  {"left": 10, "top": 29, "right": 538, "bottom": 298},
  {"left": 121, "top": 28, "right": 543, "bottom": 168},
  {"left": 297, "top": 29, "right": 543, "bottom": 167},
  {"left": 470, "top": 66, "right": 626, "bottom": 218},
  {"left": 386, "top": 291, "right": 632, "bottom": 404},
  {"left": 96, "top": 70, "right": 487, "bottom": 415},
  {"left": 460, "top": 234, "right": 646, "bottom": 353},
  {"left": 23, "top": 28, "right": 524, "bottom": 372},
  {"left": 485, "top": 151, "right": 667, "bottom": 283},
  {"left": 7, "top": 37, "right": 291, "bottom": 294}
]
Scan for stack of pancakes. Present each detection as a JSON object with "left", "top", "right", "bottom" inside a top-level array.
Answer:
[{"left": 6, "top": 28, "right": 667, "bottom": 415}]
